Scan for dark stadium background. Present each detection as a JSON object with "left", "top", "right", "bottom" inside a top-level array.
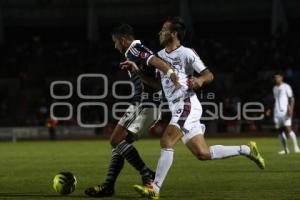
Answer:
[{"left": 0, "top": 0, "right": 300, "bottom": 140}]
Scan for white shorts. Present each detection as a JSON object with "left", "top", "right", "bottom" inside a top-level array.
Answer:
[
  {"left": 274, "top": 114, "right": 292, "bottom": 129},
  {"left": 169, "top": 95, "right": 205, "bottom": 144},
  {"left": 118, "top": 104, "right": 160, "bottom": 141}
]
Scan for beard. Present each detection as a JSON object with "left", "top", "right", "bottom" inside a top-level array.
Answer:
[{"left": 160, "top": 36, "right": 172, "bottom": 47}]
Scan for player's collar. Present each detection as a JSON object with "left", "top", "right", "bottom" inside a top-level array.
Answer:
[
  {"left": 164, "top": 45, "right": 182, "bottom": 54},
  {"left": 276, "top": 82, "right": 284, "bottom": 87},
  {"left": 125, "top": 40, "right": 141, "bottom": 57}
]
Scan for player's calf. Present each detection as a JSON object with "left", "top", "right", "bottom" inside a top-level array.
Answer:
[
  {"left": 186, "top": 135, "right": 211, "bottom": 160},
  {"left": 109, "top": 125, "right": 128, "bottom": 148},
  {"left": 194, "top": 150, "right": 211, "bottom": 160}
]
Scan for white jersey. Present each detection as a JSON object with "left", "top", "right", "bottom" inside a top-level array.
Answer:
[
  {"left": 273, "top": 83, "right": 293, "bottom": 116},
  {"left": 157, "top": 46, "right": 207, "bottom": 103}
]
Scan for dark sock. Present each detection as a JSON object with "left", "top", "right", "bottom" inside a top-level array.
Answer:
[
  {"left": 103, "top": 148, "right": 125, "bottom": 188},
  {"left": 115, "top": 140, "right": 151, "bottom": 177}
]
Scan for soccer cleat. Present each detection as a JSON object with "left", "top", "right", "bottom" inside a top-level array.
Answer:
[
  {"left": 278, "top": 149, "right": 290, "bottom": 155},
  {"left": 133, "top": 184, "right": 159, "bottom": 200},
  {"left": 247, "top": 141, "right": 265, "bottom": 169},
  {"left": 294, "top": 148, "right": 300, "bottom": 153},
  {"left": 85, "top": 184, "right": 114, "bottom": 197},
  {"left": 142, "top": 170, "right": 156, "bottom": 186}
]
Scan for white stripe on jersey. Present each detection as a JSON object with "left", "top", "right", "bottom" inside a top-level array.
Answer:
[
  {"left": 131, "top": 47, "right": 140, "bottom": 55},
  {"left": 125, "top": 40, "right": 141, "bottom": 57},
  {"left": 130, "top": 48, "right": 139, "bottom": 56}
]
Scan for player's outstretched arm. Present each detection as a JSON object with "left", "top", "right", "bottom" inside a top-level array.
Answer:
[
  {"left": 120, "top": 60, "right": 162, "bottom": 90},
  {"left": 265, "top": 91, "right": 275, "bottom": 117},
  {"left": 148, "top": 56, "right": 179, "bottom": 87},
  {"left": 288, "top": 96, "right": 295, "bottom": 117},
  {"left": 189, "top": 69, "right": 214, "bottom": 90}
]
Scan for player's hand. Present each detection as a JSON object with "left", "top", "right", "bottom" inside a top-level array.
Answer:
[
  {"left": 189, "top": 76, "right": 204, "bottom": 90},
  {"left": 265, "top": 109, "right": 271, "bottom": 117},
  {"left": 170, "top": 73, "right": 179, "bottom": 88},
  {"left": 120, "top": 61, "right": 139, "bottom": 72}
]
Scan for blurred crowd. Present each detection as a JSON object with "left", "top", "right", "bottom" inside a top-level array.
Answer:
[{"left": 0, "top": 30, "right": 299, "bottom": 133}]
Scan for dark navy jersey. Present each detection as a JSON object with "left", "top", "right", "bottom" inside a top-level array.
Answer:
[{"left": 124, "top": 40, "right": 161, "bottom": 105}]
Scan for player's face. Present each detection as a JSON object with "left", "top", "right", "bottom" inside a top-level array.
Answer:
[
  {"left": 159, "top": 22, "right": 172, "bottom": 46},
  {"left": 112, "top": 35, "right": 125, "bottom": 54},
  {"left": 274, "top": 74, "right": 283, "bottom": 85}
]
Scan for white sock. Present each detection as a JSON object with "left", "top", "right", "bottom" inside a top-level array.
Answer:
[
  {"left": 279, "top": 132, "right": 289, "bottom": 153},
  {"left": 152, "top": 148, "right": 174, "bottom": 193},
  {"left": 209, "top": 145, "right": 250, "bottom": 159},
  {"left": 289, "top": 131, "right": 300, "bottom": 150}
]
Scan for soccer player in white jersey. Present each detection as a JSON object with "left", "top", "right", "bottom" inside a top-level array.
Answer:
[
  {"left": 267, "top": 72, "right": 300, "bottom": 154},
  {"left": 126, "top": 17, "right": 265, "bottom": 200}
]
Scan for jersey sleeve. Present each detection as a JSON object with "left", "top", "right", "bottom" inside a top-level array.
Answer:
[
  {"left": 286, "top": 84, "right": 293, "bottom": 97},
  {"left": 126, "top": 44, "right": 154, "bottom": 66},
  {"left": 186, "top": 48, "right": 207, "bottom": 73}
]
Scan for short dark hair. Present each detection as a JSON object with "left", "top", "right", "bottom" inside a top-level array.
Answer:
[
  {"left": 274, "top": 71, "right": 284, "bottom": 76},
  {"left": 111, "top": 24, "right": 135, "bottom": 39},
  {"left": 166, "top": 17, "right": 186, "bottom": 42}
]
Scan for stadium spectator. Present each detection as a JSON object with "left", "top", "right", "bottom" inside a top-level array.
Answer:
[{"left": 46, "top": 117, "right": 57, "bottom": 141}]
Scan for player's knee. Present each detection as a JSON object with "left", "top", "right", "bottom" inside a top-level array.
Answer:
[
  {"left": 285, "top": 127, "right": 292, "bottom": 133},
  {"left": 160, "top": 138, "right": 174, "bottom": 149},
  {"left": 110, "top": 138, "right": 120, "bottom": 148},
  {"left": 195, "top": 150, "right": 211, "bottom": 161}
]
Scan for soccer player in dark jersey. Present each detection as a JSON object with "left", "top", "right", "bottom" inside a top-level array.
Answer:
[{"left": 85, "top": 24, "right": 178, "bottom": 197}]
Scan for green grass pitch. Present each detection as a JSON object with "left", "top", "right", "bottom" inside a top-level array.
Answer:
[{"left": 0, "top": 138, "right": 300, "bottom": 200}]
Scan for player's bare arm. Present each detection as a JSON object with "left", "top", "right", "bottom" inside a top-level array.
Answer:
[
  {"left": 121, "top": 58, "right": 179, "bottom": 88},
  {"left": 288, "top": 96, "right": 295, "bottom": 117},
  {"left": 148, "top": 56, "right": 179, "bottom": 87},
  {"left": 265, "top": 95, "right": 274, "bottom": 117},
  {"left": 189, "top": 69, "right": 214, "bottom": 90},
  {"left": 120, "top": 60, "right": 162, "bottom": 90}
]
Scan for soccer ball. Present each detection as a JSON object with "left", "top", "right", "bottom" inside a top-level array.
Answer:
[{"left": 53, "top": 172, "right": 77, "bottom": 195}]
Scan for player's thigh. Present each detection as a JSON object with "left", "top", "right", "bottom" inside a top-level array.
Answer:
[
  {"left": 185, "top": 134, "right": 211, "bottom": 160},
  {"left": 160, "top": 124, "right": 182, "bottom": 149},
  {"left": 182, "top": 98, "right": 210, "bottom": 159},
  {"left": 111, "top": 104, "right": 137, "bottom": 147},
  {"left": 284, "top": 126, "right": 292, "bottom": 133},
  {"left": 118, "top": 104, "right": 137, "bottom": 129},
  {"left": 127, "top": 107, "right": 160, "bottom": 141},
  {"left": 284, "top": 117, "right": 292, "bottom": 132},
  {"left": 162, "top": 95, "right": 201, "bottom": 149},
  {"left": 162, "top": 97, "right": 190, "bottom": 148},
  {"left": 178, "top": 95, "right": 205, "bottom": 142},
  {"left": 274, "top": 115, "right": 285, "bottom": 130},
  {"left": 110, "top": 105, "right": 140, "bottom": 147}
]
